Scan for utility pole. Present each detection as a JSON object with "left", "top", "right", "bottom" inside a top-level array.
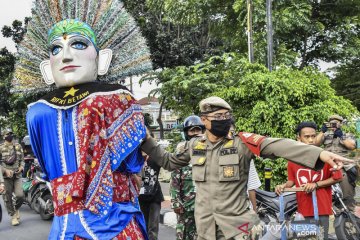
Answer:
[
  {"left": 266, "top": 0, "right": 273, "bottom": 71},
  {"left": 247, "top": 0, "right": 254, "bottom": 63}
]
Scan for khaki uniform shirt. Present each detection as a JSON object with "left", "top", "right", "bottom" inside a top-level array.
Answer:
[
  {"left": 323, "top": 132, "right": 356, "bottom": 171},
  {"left": 0, "top": 141, "right": 24, "bottom": 178},
  {"left": 141, "top": 133, "right": 324, "bottom": 239}
]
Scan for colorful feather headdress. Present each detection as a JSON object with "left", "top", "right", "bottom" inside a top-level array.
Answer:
[{"left": 12, "top": 0, "right": 152, "bottom": 93}]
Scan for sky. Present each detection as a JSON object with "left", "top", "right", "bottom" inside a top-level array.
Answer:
[{"left": 0, "top": 0, "right": 32, "bottom": 52}]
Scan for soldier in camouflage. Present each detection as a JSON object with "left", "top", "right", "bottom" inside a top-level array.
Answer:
[
  {"left": 0, "top": 129, "right": 25, "bottom": 226},
  {"left": 170, "top": 115, "right": 205, "bottom": 240},
  {"left": 316, "top": 114, "right": 358, "bottom": 211}
]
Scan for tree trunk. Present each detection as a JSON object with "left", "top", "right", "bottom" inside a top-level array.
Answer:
[
  {"left": 157, "top": 97, "right": 165, "bottom": 139},
  {"left": 299, "top": 33, "right": 308, "bottom": 70}
]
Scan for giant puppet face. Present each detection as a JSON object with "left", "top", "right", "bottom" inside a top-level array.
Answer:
[{"left": 40, "top": 19, "right": 113, "bottom": 88}]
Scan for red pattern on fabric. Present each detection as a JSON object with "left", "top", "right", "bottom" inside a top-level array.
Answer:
[
  {"left": 52, "top": 171, "right": 138, "bottom": 216},
  {"left": 74, "top": 217, "right": 145, "bottom": 240},
  {"left": 69, "top": 93, "right": 138, "bottom": 214},
  {"left": 238, "top": 132, "right": 266, "bottom": 156}
]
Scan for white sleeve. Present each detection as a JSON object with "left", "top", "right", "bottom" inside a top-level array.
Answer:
[{"left": 247, "top": 159, "right": 261, "bottom": 190}]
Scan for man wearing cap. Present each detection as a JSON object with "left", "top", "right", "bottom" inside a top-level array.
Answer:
[
  {"left": 141, "top": 96, "right": 352, "bottom": 240},
  {"left": 316, "top": 114, "right": 358, "bottom": 211},
  {"left": 0, "top": 130, "right": 25, "bottom": 226}
]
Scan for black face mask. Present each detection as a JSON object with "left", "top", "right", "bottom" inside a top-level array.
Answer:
[
  {"left": 5, "top": 135, "right": 13, "bottom": 142},
  {"left": 209, "top": 119, "right": 232, "bottom": 137}
]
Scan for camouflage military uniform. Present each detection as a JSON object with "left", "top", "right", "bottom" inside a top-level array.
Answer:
[
  {"left": 170, "top": 142, "right": 197, "bottom": 240},
  {"left": 323, "top": 132, "right": 356, "bottom": 158},
  {"left": 323, "top": 131, "right": 358, "bottom": 210},
  {"left": 0, "top": 141, "right": 25, "bottom": 216}
]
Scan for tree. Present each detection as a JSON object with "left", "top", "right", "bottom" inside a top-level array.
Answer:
[
  {"left": 123, "top": 0, "right": 224, "bottom": 69},
  {"left": 154, "top": 52, "right": 359, "bottom": 188},
  {"left": 151, "top": 0, "right": 360, "bottom": 69},
  {"left": 0, "top": 48, "right": 16, "bottom": 116},
  {"left": 0, "top": 18, "right": 35, "bottom": 138},
  {"left": 332, "top": 58, "right": 360, "bottom": 110},
  {"left": 1, "top": 18, "right": 30, "bottom": 44}
]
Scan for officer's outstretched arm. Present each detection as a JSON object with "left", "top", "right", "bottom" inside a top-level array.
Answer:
[
  {"left": 260, "top": 138, "right": 325, "bottom": 170},
  {"left": 260, "top": 138, "right": 354, "bottom": 171},
  {"left": 141, "top": 137, "right": 191, "bottom": 171}
]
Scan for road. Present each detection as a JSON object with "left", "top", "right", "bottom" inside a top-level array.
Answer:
[{"left": 0, "top": 197, "right": 176, "bottom": 239}]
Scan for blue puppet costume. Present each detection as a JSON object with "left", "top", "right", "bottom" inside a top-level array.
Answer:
[{"left": 12, "top": 1, "right": 153, "bottom": 239}]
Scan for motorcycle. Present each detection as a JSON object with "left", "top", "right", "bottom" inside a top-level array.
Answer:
[
  {"left": 256, "top": 189, "right": 297, "bottom": 223},
  {"left": 332, "top": 183, "right": 360, "bottom": 240},
  {"left": 22, "top": 158, "right": 44, "bottom": 213},
  {"left": 35, "top": 174, "right": 54, "bottom": 220},
  {"left": 256, "top": 185, "right": 360, "bottom": 240},
  {"left": 256, "top": 189, "right": 298, "bottom": 239}
]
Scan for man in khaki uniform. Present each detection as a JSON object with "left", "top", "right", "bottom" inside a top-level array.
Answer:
[
  {"left": 0, "top": 129, "right": 25, "bottom": 226},
  {"left": 316, "top": 114, "right": 358, "bottom": 211},
  {"left": 141, "top": 96, "right": 352, "bottom": 240}
]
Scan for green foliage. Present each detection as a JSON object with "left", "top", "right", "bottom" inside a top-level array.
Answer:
[
  {"left": 124, "top": 0, "right": 223, "bottom": 69},
  {"left": 0, "top": 48, "right": 16, "bottom": 116},
  {"left": 332, "top": 59, "right": 360, "bottom": 111},
  {"left": 0, "top": 18, "right": 37, "bottom": 138},
  {"left": 7, "top": 92, "right": 43, "bottom": 138},
  {"left": 164, "top": 129, "right": 184, "bottom": 153},
  {"left": 150, "top": 0, "right": 360, "bottom": 68},
  {"left": 1, "top": 18, "right": 30, "bottom": 44},
  {"left": 255, "top": 157, "right": 288, "bottom": 191}
]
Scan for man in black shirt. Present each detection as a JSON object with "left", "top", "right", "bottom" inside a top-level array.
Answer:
[{"left": 138, "top": 152, "right": 164, "bottom": 240}]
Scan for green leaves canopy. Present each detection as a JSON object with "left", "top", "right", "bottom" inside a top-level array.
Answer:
[{"left": 159, "top": 53, "right": 358, "bottom": 138}]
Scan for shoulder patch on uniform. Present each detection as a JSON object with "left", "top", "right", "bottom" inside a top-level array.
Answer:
[
  {"left": 238, "top": 132, "right": 265, "bottom": 146},
  {"left": 238, "top": 132, "right": 266, "bottom": 156}
]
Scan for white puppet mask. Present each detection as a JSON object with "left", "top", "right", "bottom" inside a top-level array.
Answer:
[{"left": 40, "top": 19, "right": 112, "bottom": 88}]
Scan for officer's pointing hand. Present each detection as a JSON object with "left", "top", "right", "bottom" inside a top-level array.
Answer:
[{"left": 319, "top": 150, "right": 354, "bottom": 170}]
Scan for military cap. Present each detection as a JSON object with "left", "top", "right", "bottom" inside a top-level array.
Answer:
[
  {"left": 199, "top": 96, "right": 232, "bottom": 114},
  {"left": 328, "top": 114, "right": 344, "bottom": 122}
]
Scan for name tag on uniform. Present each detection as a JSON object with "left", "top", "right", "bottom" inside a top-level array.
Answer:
[
  {"left": 193, "top": 150, "right": 206, "bottom": 156},
  {"left": 220, "top": 147, "right": 238, "bottom": 156}
]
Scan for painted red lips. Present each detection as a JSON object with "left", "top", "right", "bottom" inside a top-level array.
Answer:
[{"left": 60, "top": 65, "right": 80, "bottom": 71}]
